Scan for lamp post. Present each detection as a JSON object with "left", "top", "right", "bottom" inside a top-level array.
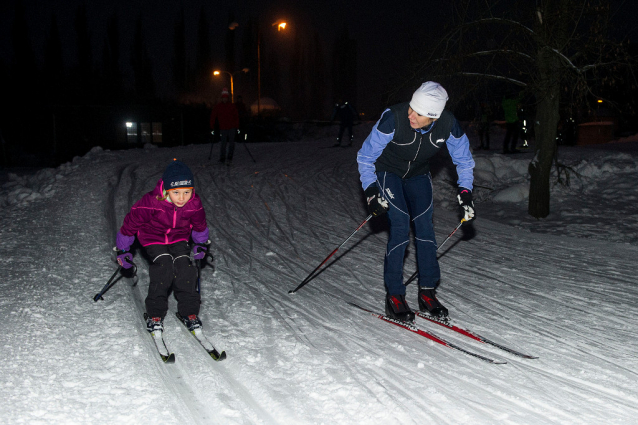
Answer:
[
  {"left": 258, "top": 21, "right": 287, "bottom": 115},
  {"left": 213, "top": 68, "right": 249, "bottom": 103}
]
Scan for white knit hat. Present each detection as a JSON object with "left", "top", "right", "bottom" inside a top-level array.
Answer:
[{"left": 409, "top": 81, "right": 448, "bottom": 119}]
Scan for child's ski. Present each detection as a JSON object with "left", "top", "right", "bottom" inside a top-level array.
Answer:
[
  {"left": 144, "top": 314, "right": 175, "bottom": 363},
  {"left": 176, "top": 313, "right": 227, "bottom": 361}
]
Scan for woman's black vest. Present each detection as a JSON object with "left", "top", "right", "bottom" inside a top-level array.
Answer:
[{"left": 375, "top": 102, "right": 455, "bottom": 179}]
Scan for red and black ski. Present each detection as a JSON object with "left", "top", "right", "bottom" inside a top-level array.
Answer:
[
  {"left": 347, "top": 302, "right": 506, "bottom": 364},
  {"left": 414, "top": 311, "right": 538, "bottom": 359}
]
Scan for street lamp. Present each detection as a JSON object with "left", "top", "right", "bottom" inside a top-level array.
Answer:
[
  {"left": 213, "top": 68, "right": 249, "bottom": 103},
  {"left": 258, "top": 20, "right": 287, "bottom": 115}
]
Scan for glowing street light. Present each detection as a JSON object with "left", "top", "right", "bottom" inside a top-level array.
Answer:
[
  {"left": 213, "top": 68, "right": 249, "bottom": 103},
  {"left": 257, "top": 20, "right": 288, "bottom": 115}
]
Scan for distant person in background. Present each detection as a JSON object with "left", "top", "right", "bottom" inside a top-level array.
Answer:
[
  {"left": 501, "top": 93, "right": 522, "bottom": 154},
  {"left": 476, "top": 101, "right": 492, "bottom": 150},
  {"left": 330, "top": 99, "right": 358, "bottom": 147},
  {"left": 210, "top": 88, "right": 239, "bottom": 166},
  {"left": 357, "top": 81, "right": 475, "bottom": 322}
]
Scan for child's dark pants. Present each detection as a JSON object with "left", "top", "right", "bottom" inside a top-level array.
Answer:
[{"left": 144, "top": 241, "right": 200, "bottom": 319}]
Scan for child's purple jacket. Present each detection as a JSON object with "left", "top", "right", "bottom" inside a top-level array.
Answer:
[{"left": 119, "top": 180, "right": 208, "bottom": 247}]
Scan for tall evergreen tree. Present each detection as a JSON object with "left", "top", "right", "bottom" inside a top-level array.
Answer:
[
  {"left": 240, "top": 18, "right": 258, "bottom": 104},
  {"left": 309, "top": 32, "right": 327, "bottom": 119},
  {"left": 43, "top": 13, "right": 65, "bottom": 103},
  {"left": 263, "top": 46, "right": 282, "bottom": 109},
  {"left": 225, "top": 12, "right": 237, "bottom": 73},
  {"left": 172, "top": 8, "right": 187, "bottom": 93},
  {"left": 131, "top": 15, "right": 155, "bottom": 101},
  {"left": 195, "top": 7, "right": 212, "bottom": 89},
  {"left": 332, "top": 26, "right": 357, "bottom": 107},
  {"left": 289, "top": 30, "right": 307, "bottom": 119},
  {"left": 11, "top": 0, "right": 38, "bottom": 102},
  {"left": 101, "top": 12, "right": 123, "bottom": 102},
  {"left": 74, "top": 2, "right": 93, "bottom": 102}
]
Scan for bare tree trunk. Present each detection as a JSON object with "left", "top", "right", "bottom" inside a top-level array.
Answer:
[{"left": 528, "top": 49, "right": 560, "bottom": 219}]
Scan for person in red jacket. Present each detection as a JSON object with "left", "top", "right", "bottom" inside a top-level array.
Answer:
[
  {"left": 210, "top": 88, "right": 240, "bottom": 166},
  {"left": 115, "top": 159, "right": 210, "bottom": 334}
]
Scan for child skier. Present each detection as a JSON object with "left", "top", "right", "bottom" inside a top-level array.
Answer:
[{"left": 115, "top": 159, "right": 210, "bottom": 334}]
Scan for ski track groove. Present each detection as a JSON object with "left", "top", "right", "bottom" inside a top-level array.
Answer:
[
  {"left": 107, "top": 165, "right": 214, "bottom": 425},
  {"left": 346, "top": 309, "right": 571, "bottom": 424},
  {"left": 74, "top": 144, "right": 638, "bottom": 424},
  {"left": 167, "top": 311, "right": 280, "bottom": 425},
  {"left": 510, "top": 360, "right": 638, "bottom": 415},
  {"left": 198, "top": 169, "right": 368, "bottom": 293},
  {"left": 111, "top": 163, "right": 276, "bottom": 425},
  {"left": 453, "top": 267, "right": 638, "bottom": 358}
]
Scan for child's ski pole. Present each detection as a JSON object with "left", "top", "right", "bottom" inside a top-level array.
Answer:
[{"left": 93, "top": 258, "right": 137, "bottom": 301}]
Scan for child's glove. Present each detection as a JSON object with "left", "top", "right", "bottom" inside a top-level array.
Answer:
[
  {"left": 192, "top": 243, "right": 208, "bottom": 260},
  {"left": 117, "top": 251, "right": 134, "bottom": 269},
  {"left": 191, "top": 228, "right": 210, "bottom": 261},
  {"left": 115, "top": 232, "right": 136, "bottom": 268},
  {"left": 116, "top": 231, "right": 135, "bottom": 252}
]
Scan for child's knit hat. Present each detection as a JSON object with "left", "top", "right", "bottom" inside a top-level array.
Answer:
[{"left": 162, "top": 159, "right": 194, "bottom": 190}]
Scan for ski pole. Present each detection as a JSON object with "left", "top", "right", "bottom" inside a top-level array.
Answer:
[
  {"left": 404, "top": 219, "right": 466, "bottom": 287},
  {"left": 196, "top": 259, "right": 201, "bottom": 294},
  {"left": 208, "top": 131, "right": 215, "bottom": 160},
  {"left": 93, "top": 258, "right": 137, "bottom": 302},
  {"left": 242, "top": 134, "right": 257, "bottom": 163},
  {"left": 190, "top": 243, "right": 214, "bottom": 294},
  {"left": 289, "top": 215, "right": 373, "bottom": 294}
]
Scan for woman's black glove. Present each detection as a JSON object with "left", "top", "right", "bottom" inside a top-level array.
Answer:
[
  {"left": 457, "top": 188, "right": 475, "bottom": 223},
  {"left": 365, "top": 186, "right": 389, "bottom": 217}
]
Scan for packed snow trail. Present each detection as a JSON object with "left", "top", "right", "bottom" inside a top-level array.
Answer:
[{"left": 0, "top": 136, "right": 638, "bottom": 424}]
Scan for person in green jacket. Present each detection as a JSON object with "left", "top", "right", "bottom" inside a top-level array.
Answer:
[{"left": 501, "top": 93, "right": 522, "bottom": 154}]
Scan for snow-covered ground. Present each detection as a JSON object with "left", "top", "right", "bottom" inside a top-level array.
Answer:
[{"left": 1, "top": 124, "right": 637, "bottom": 424}]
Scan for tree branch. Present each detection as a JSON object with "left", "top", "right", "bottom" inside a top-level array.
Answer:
[{"left": 451, "top": 72, "right": 527, "bottom": 87}]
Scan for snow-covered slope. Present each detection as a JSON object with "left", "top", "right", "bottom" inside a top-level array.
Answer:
[{"left": 1, "top": 132, "right": 637, "bottom": 424}]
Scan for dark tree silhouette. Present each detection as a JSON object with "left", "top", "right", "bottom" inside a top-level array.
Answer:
[
  {"left": 332, "top": 26, "right": 357, "bottom": 108},
  {"left": 173, "top": 8, "right": 189, "bottom": 96},
  {"left": 131, "top": 15, "right": 155, "bottom": 101},
  {"left": 289, "top": 29, "right": 307, "bottom": 119},
  {"left": 172, "top": 9, "right": 188, "bottom": 94},
  {"left": 73, "top": 3, "right": 93, "bottom": 102},
  {"left": 195, "top": 7, "right": 212, "bottom": 90},
  {"left": 412, "top": 0, "right": 634, "bottom": 218},
  {"left": 11, "top": 0, "right": 37, "bottom": 100},
  {"left": 225, "top": 12, "right": 237, "bottom": 73},
  {"left": 43, "top": 13, "right": 64, "bottom": 102},
  {"left": 101, "top": 12, "right": 123, "bottom": 102},
  {"left": 309, "top": 31, "right": 327, "bottom": 120}
]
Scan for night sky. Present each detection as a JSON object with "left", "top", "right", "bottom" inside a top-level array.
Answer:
[
  {"left": 1, "top": 1, "right": 636, "bottom": 117},
  {"left": 0, "top": 0, "right": 455, "bottom": 116}
]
